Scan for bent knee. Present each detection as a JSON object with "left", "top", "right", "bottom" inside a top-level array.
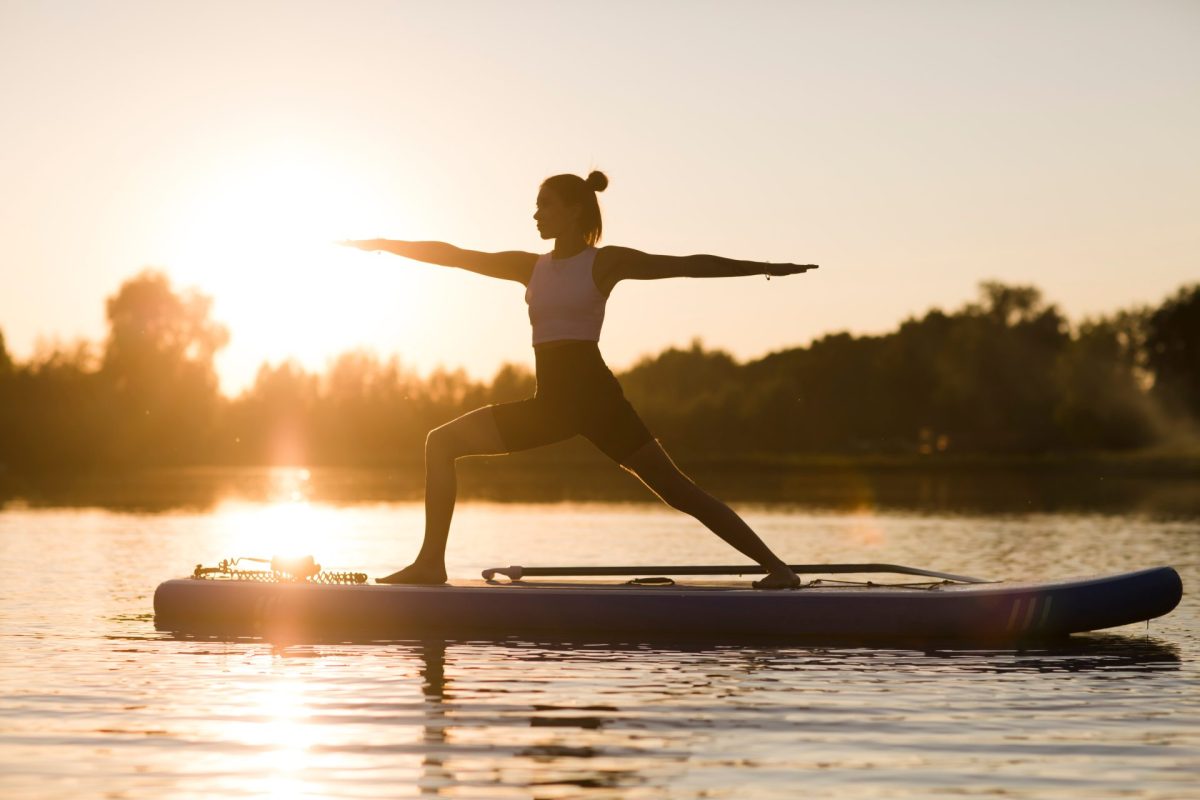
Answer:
[{"left": 425, "top": 425, "right": 460, "bottom": 460}]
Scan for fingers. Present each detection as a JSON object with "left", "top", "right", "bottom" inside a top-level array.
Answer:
[
  {"left": 337, "top": 239, "right": 378, "bottom": 251},
  {"left": 766, "top": 263, "right": 819, "bottom": 276}
]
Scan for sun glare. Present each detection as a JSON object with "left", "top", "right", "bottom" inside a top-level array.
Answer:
[
  {"left": 163, "top": 148, "right": 412, "bottom": 389},
  {"left": 210, "top": 468, "right": 359, "bottom": 567}
]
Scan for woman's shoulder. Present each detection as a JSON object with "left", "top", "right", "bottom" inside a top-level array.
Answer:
[
  {"left": 592, "top": 246, "right": 632, "bottom": 296},
  {"left": 593, "top": 245, "right": 629, "bottom": 268}
]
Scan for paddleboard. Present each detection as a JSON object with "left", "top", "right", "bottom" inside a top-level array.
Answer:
[{"left": 153, "top": 565, "right": 1182, "bottom": 643}]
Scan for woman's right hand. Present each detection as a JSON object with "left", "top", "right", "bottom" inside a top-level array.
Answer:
[{"left": 337, "top": 239, "right": 389, "bottom": 252}]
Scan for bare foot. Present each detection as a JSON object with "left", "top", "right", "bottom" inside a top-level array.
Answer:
[
  {"left": 376, "top": 562, "right": 448, "bottom": 585},
  {"left": 752, "top": 567, "right": 802, "bottom": 590}
]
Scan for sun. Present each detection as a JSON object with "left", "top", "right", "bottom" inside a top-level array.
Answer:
[{"left": 161, "top": 146, "right": 420, "bottom": 390}]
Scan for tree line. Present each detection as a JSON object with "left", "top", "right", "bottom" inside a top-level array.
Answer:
[{"left": 1, "top": 270, "right": 1197, "bottom": 470}]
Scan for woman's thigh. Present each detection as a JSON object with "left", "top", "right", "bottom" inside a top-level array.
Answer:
[
  {"left": 488, "top": 397, "right": 576, "bottom": 454},
  {"left": 430, "top": 406, "right": 510, "bottom": 458}
]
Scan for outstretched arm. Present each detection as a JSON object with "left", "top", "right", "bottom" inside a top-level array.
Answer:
[
  {"left": 340, "top": 240, "right": 537, "bottom": 285},
  {"left": 595, "top": 246, "right": 816, "bottom": 294}
]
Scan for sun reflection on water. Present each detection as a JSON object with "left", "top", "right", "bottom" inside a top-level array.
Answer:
[
  {"left": 213, "top": 647, "right": 440, "bottom": 798},
  {"left": 210, "top": 468, "right": 358, "bottom": 569},
  {"left": 843, "top": 508, "right": 887, "bottom": 547},
  {"left": 252, "top": 678, "right": 316, "bottom": 799}
]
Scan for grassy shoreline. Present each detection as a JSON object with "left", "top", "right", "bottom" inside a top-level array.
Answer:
[
  {"left": 3, "top": 446, "right": 1199, "bottom": 480},
  {"left": 678, "top": 448, "right": 1200, "bottom": 476}
]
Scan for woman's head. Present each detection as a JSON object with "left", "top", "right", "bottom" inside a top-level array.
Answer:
[{"left": 535, "top": 171, "right": 607, "bottom": 245}]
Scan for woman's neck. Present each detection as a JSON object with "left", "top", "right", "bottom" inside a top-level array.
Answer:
[{"left": 552, "top": 234, "right": 587, "bottom": 260}]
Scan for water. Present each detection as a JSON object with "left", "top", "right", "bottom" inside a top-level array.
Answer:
[{"left": 1, "top": 468, "right": 1197, "bottom": 798}]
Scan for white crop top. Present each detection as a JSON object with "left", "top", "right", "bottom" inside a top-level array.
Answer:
[{"left": 524, "top": 247, "right": 607, "bottom": 345}]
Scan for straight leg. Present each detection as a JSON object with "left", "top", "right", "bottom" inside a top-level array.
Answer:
[{"left": 620, "top": 439, "right": 800, "bottom": 588}]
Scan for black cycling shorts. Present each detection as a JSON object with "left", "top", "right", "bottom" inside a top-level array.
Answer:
[{"left": 490, "top": 341, "right": 654, "bottom": 464}]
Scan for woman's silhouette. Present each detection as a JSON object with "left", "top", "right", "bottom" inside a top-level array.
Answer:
[{"left": 342, "top": 171, "right": 816, "bottom": 588}]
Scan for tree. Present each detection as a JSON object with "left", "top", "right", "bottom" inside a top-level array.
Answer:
[
  {"left": 225, "top": 361, "right": 319, "bottom": 465},
  {"left": 1, "top": 338, "right": 104, "bottom": 468},
  {"left": 316, "top": 351, "right": 421, "bottom": 464},
  {"left": 1054, "top": 311, "right": 1157, "bottom": 449},
  {"left": 1146, "top": 283, "right": 1200, "bottom": 420},
  {"left": 620, "top": 341, "right": 744, "bottom": 453},
  {"left": 99, "top": 270, "right": 229, "bottom": 464},
  {"left": 942, "top": 283, "right": 1070, "bottom": 452},
  {"left": 0, "top": 329, "right": 12, "bottom": 375},
  {"left": 488, "top": 363, "right": 536, "bottom": 404}
]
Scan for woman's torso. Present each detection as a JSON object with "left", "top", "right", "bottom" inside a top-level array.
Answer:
[{"left": 525, "top": 247, "right": 608, "bottom": 346}]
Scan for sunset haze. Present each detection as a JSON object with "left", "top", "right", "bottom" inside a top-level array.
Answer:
[{"left": 2, "top": 1, "right": 1197, "bottom": 393}]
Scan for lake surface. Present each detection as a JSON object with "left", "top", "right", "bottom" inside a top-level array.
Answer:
[{"left": 1, "top": 467, "right": 1197, "bottom": 798}]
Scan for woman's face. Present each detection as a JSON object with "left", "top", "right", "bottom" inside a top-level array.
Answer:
[{"left": 533, "top": 187, "right": 579, "bottom": 240}]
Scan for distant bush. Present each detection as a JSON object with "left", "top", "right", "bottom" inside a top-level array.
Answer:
[{"left": 1, "top": 273, "right": 1196, "bottom": 470}]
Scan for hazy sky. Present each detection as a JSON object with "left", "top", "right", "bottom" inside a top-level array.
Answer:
[{"left": 2, "top": 1, "right": 1197, "bottom": 393}]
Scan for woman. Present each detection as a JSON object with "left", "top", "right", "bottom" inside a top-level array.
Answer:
[{"left": 342, "top": 171, "right": 816, "bottom": 588}]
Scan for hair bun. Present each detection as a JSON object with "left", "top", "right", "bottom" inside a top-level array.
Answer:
[{"left": 585, "top": 171, "right": 608, "bottom": 193}]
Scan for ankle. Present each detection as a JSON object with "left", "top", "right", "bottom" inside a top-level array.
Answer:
[{"left": 413, "top": 551, "right": 445, "bottom": 567}]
